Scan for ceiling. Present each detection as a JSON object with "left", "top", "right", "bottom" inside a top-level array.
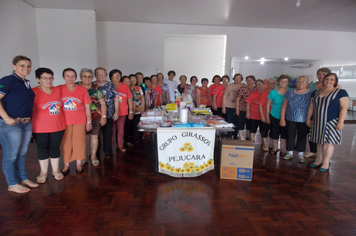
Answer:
[{"left": 24, "top": 0, "right": 356, "bottom": 32}]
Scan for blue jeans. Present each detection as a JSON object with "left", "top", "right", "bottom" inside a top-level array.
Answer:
[
  {"left": 0, "top": 120, "right": 32, "bottom": 186},
  {"left": 226, "top": 107, "right": 238, "bottom": 138}
]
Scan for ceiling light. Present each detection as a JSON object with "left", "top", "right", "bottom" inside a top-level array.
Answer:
[
  {"left": 296, "top": 0, "right": 301, "bottom": 7},
  {"left": 284, "top": 57, "right": 289, "bottom": 61},
  {"left": 245, "top": 56, "right": 249, "bottom": 60},
  {"left": 261, "top": 57, "right": 265, "bottom": 61},
  {"left": 260, "top": 61, "right": 265, "bottom": 65}
]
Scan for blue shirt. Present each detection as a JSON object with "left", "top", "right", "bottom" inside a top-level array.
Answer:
[
  {"left": 267, "top": 89, "right": 285, "bottom": 119},
  {"left": 0, "top": 73, "right": 35, "bottom": 118},
  {"left": 285, "top": 89, "right": 313, "bottom": 122}
]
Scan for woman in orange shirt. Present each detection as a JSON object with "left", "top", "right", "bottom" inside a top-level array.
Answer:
[
  {"left": 32, "top": 68, "right": 66, "bottom": 183},
  {"left": 59, "top": 68, "right": 92, "bottom": 175},
  {"left": 196, "top": 78, "right": 211, "bottom": 107}
]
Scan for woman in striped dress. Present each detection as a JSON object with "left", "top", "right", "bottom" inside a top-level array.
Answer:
[{"left": 306, "top": 73, "right": 349, "bottom": 171}]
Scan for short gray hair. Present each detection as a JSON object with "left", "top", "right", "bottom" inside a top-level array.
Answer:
[
  {"left": 297, "top": 75, "right": 309, "bottom": 83},
  {"left": 80, "top": 68, "right": 93, "bottom": 77}
]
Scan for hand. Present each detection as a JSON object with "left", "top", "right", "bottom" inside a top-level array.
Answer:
[
  {"left": 336, "top": 121, "right": 344, "bottom": 130},
  {"left": 128, "top": 113, "right": 134, "bottom": 120},
  {"left": 86, "top": 123, "right": 92, "bottom": 132},
  {"left": 235, "top": 109, "right": 240, "bottom": 116},
  {"left": 212, "top": 104, "right": 217, "bottom": 111},
  {"left": 306, "top": 119, "right": 311, "bottom": 127},
  {"left": 246, "top": 113, "right": 250, "bottom": 119},
  {"left": 261, "top": 116, "right": 266, "bottom": 123},
  {"left": 113, "top": 113, "right": 119, "bottom": 121},
  {"left": 141, "top": 109, "right": 144, "bottom": 114},
  {"left": 279, "top": 119, "right": 286, "bottom": 127},
  {"left": 266, "top": 117, "right": 270, "bottom": 124},
  {"left": 4, "top": 117, "right": 17, "bottom": 126},
  {"left": 100, "top": 117, "right": 107, "bottom": 126},
  {"left": 222, "top": 107, "right": 226, "bottom": 114}
]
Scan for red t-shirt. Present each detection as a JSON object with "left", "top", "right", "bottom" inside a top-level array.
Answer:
[
  {"left": 208, "top": 84, "right": 218, "bottom": 96},
  {"left": 259, "top": 90, "right": 270, "bottom": 118},
  {"left": 116, "top": 83, "right": 133, "bottom": 116},
  {"left": 152, "top": 85, "right": 163, "bottom": 106},
  {"left": 212, "top": 84, "right": 226, "bottom": 108},
  {"left": 58, "top": 85, "right": 91, "bottom": 125},
  {"left": 246, "top": 90, "right": 263, "bottom": 120},
  {"left": 32, "top": 86, "right": 66, "bottom": 133}
]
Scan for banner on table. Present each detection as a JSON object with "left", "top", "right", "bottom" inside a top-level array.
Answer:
[{"left": 157, "top": 127, "right": 215, "bottom": 177}]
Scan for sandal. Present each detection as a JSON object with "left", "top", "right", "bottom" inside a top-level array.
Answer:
[
  {"left": 262, "top": 147, "right": 269, "bottom": 152},
  {"left": 81, "top": 160, "right": 87, "bottom": 166},
  {"left": 270, "top": 150, "right": 277, "bottom": 155},
  {"left": 91, "top": 159, "right": 99, "bottom": 167},
  {"left": 305, "top": 152, "right": 316, "bottom": 158},
  {"left": 8, "top": 184, "right": 30, "bottom": 193},
  {"left": 19, "top": 179, "right": 39, "bottom": 188},
  {"left": 36, "top": 175, "right": 47, "bottom": 184},
  {"left": 118, "top": 146, "right": 127, "bottom": 153},
  {"left": 53, "top": 172, "right": 64, "bottom": 181},
  {"left": 280, "top": 152, "right": 287, "bottom": 156}
]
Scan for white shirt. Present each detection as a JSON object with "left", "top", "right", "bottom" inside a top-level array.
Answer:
[{"left": 163, "top": 79, "right": 178, "bottom": 103}]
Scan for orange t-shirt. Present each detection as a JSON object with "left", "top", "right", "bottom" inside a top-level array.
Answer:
[
  {"left": 246, "top": 90, "right": 263, "bottom": 120},
  {"left": 212, "top": 84, "right": 226, "bottom": 108},
  {"left": 208, "top": 84, "right": 218, "bottom": 96},
  {"left": 197, "top": 87, "right": 210, "bottom": 106},
  {"left": 259, "top": 90, "right": 270, "bottom": 118},
  {"left": 58, "top": 85, "right": 91, "bottom": 125},
  {"left": 32, "top": 86, "right": 66, "bottom": 133},
  {"left": 116, "top": 83, "right": 133, "bottom": 116},
  {"left": 152, "top": 85, "right": 163, "bottom": 106}
]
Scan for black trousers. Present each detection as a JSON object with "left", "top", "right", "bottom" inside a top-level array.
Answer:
[
  {"left": 32, "top": 130, "right": 65, "bottom": 160},
  {"left": 124, "top": 114, "right": 141, "bottom": 143},
  {"left": 286, "top": 120, "right": 309, "bottom": 152},
  {"left": 97, "top": 118, "right": 114, "bottom": 155},
  {"left": 270, "top": 114, "right": 287, "bottom": 140}
]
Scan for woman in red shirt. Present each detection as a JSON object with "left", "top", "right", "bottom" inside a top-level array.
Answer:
[
  {"left": 212, "top": 75, "right": 229, "bottom": 118},
  {"left": 246, "top": 79, "right": 265, "bottom": 143},
  {"left": 111, "top": 72, "right": 133, "bottom": 153},
  {"left": 32, "top": 68, "right": 66, "bottom": 183},
  {"left": 151, "top": 75, "right": 163, "bottom": 106},
  {"left": 59, "top": 68, "right": 92, "bottom": 174}
]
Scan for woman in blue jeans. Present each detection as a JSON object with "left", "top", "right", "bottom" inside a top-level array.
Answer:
[{"left": 0, "top": 55, "right": 39, "bottom": 193}]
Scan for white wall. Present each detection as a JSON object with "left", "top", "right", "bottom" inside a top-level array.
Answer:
[
  {"left": 0, "top": 0, "right": 39, "bottom": 86},
  {"left": 36, "top": 8, "right": 97, "bottom": 86}
]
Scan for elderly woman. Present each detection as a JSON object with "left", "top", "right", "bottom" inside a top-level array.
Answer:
[
  {"left": 93, "top": 67, "right": 118, "bottom": 159},
  {"left": 222, "top": 73, "right": 245, "bottom": 139},
  {"left": 151, "top": 75, "right": 163, "bottom": 106},
  {"left": 259, "top": 78, "right": 277, "bottom": 151},
  {"left": 77, "top": 68, "right": 107, "bottom": 166},
  {"left": 157, "top": 73, "right": 169, "bottom": 105},
  {"left": 236, "top": 75, "right": 256, "bottom": 140},
  {"left": 125, "top": 74, "right": 144, "bottom": 145},
  {"left": 32, "top": 68, "right": 66, "bottom": 183},
  {"left": 280, "top": 76, "right": 313, "bottom": 162},
  {"left": 209, "top": 75, "right": 221, "bottom": 114},
  {"left": 212, "top": 75, "right": 229, "bottom": 118},
  {"left": 59, "top": 68, "right": 92, "bottom": 175},
  {"left": 196, "top": 78, "right": 210, "bottom": 107},
  {"left": 266, "top": 74, "right": 290, "bottom": 155},
  {"left": 246, "top": 79, "right": 265, "bottom": 143},
  {"left": 144, "top": 77, "right": 158, "bottom": 109},
  {"left": 306, "top": 68, "right": 333, "bottom": 158},
  {"left": 184, "top": 76, "right": 198, "bottom": 106},
  {"left": 0, "top": 55, "right": 38, "bottom": 193},
  {"left": 177, "top": 75, "right": 188, "bottom": 95},
  {"left": 307, "top": 73, "right": 349, "bottom": 171},
  {"left": 111, "top": 72, "right": 133, "bottom": 153}
]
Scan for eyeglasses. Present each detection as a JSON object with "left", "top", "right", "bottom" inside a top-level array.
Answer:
[
  {"left": 40, "top": 77, "right": 54, "bottom": 80},
  {"left": 82, "top": 75, "right": 93, "bottom": 78}
]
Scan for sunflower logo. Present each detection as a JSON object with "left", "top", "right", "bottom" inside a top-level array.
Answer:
[
  {"left": 187, "top": 147, "right": 194, "bottom": 152},
  {"left": 175, "top": 168, "right": 181, "bottom": 173},
  {"left": 204, "top": 164, "right": 209, "bottom": 168},
  {"left": 159, "top": 163, "right": 165, "bottom": 169},
  {"left": 200, "top": 165, "right": 205, "bottom": 170},
  {"left": 179, "top": 143, "right": 194, "bottom": 152},
  {"left": 180, "top": 169, "right": 185, "bottom": 173},
  {"left": 189, "top": 162, "right": 195, "bottom": 167},
  {"left": 166, "top": 165, "right": 172, "bottom": 171},
  {"left": 185, "top": 168, "right": 191, "bottom": 173},
  {"left": 207, "top": 160, "right": 213, "bottom": 166},
  {"left": 195, "top": 168, "right": 201, "bottom": 172}
]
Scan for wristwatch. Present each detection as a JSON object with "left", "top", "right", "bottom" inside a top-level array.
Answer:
[{"left": 87, "top": 121, "right": 92, "bottom": 124}]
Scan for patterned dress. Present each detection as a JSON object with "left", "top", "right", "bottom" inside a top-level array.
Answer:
[{"left": 309, "top": 89, "right": 349, "bottom": 144}]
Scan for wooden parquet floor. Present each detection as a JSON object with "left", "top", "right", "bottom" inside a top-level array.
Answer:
[{"left": 1, "top": 124, "right": 356, "bottom": 235}]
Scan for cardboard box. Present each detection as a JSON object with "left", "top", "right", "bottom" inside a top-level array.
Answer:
[{"left": 220, "top": 140, "right": 254, "bottom": 181}]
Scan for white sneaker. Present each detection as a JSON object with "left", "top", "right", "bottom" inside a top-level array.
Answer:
[
  {"left": 298, "top": 155, "right": 305, "bottom": 163},
  {"left": 283, "top": 153, "right": 293, "bottom": 160}
]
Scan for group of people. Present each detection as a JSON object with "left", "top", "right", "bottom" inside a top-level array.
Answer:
[{"left": 0, "top": 55, "right": 350, "bottom": 194}]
